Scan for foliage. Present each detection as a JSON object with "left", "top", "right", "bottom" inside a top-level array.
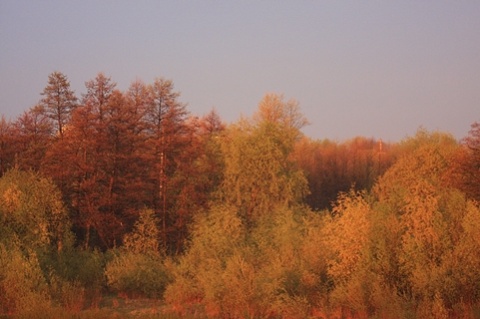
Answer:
[
  {"left": 3, "top": 71, "right": 480, "bottom": 317},
  {"left": 366, "top": 131, "right": 480, "bottom": 317},
  {"left": 39, "top": 71, "right": 78, "bottom": 138},
  {"left": 0, "top": 168, "right": 70, "bottom": 251},
  {"left": 0, "top": 241, "right": 53, "bottom": 318},
  {"left": 164, "top": 127, "right": 480, "bottom": 318},
  {"left": 459, "top": 121, "right": 480, "bottom": 201},
  {"left": 322, "top": 190, "right": 373, "bottom": 313},
  {"left": 164, "top": 204, "right": 246, "bottom": 317},
  {"left": 44, "top": 246, "right": 106, "bottom": 308},
  {"left": 166, "top": 203, "right": 328, "bottom": 318},
  {"left": 106, "top": 251, "right": 169, "bottom": 299},
  {"left": 220, "top": 94, "right": 309, "bottom": 225},
  {"left": 105, "top": 209, "right": 170, "bottom": 298},
  {"left": 163, "top": 96, "right": 315, "bottom": 316},
  {"left": 294, "top": 136, "right": 396, "bottom": 210}
]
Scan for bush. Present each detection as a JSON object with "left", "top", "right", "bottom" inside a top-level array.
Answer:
[
  {"left": 43, "top": 247, "right": 105, "bottom": 308},
  {"left": 0, "top": 241, "right": 52, "bottom": 317},
  {"left": 48, "top": 273, "right": 85, "bottom": 313},
  {"left": 106, "top": 251, "right": 169, "bottom": 298},
  {"left": 105, "top": 209, "right": 169, "bottom": 298},
  {"left": 48, "top": 247, "right": 106, "bottom": 290}
]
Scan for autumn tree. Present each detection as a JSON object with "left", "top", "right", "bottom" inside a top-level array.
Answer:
[
  {"left": 370, "top": 130, "right": 480, "bottom": 317},
  {"left": 41, "top": 73, "right": 116, "bottom": 248},
  {"left": 220, "top": 94, "right": 308, "bottom": 225},
  {"left": 83, "top": 72, "right": 117, "bottom": 120},
  {"left": 294, "top": 136, "right": 395, "bottom": 211},
  {"left": 165, "top": 96, "right": 315, "bottom": 317},
  {"left": 43, "top": 73, "right": 149, "bottom": 248},
  {"left": 42, "top": 73, "right": 217, "bottom": 251},
  {"left": 0, "top": 116, "right": 15, "bottom": 175},
  {"left": 10, "top": 105, "right": 53, "bottom": 171},
  {"left": 40, "top": 71, "right": 77, "bottom": 138},
  {"left": 293, "top": 138, "right": 349, "bottom": 210},
  {"left": 77, "top": 88, "right": 146, "bottom": 247},
  {"left": 459, "top": 121, "right": 480, "bottom": 201},
  {"left": 14, "top": 109, "right": 45, "bottom": 171},
  {"left": 320, "top": 190, "right": 375, "bottom": 316},
  {"left": 0, "top": 168, "right": 70, "bottom": 251},
  {"left": 42, "top": 101, "right": 103, "bottom": 248},
  {"left": 253, "top": 93, "right": 309, "bottom": 131},
  {"left": 166, "top": 110, "right": 225, "bottom": 252},
  {"left": 142, "top": 78, "right": 188, "bottom": 251},
  {"left": 100, "top": 89, "right": 147, "bottom": 222}
]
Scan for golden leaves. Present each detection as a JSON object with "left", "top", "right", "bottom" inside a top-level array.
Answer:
[{"left": 1, "top": 185, "right": 21, "bottom": 213}]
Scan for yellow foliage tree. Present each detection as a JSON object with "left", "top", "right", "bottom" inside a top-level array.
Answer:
[
  {"left": 0, "top": 168, "right": 70, "bottom": 251},
  {"left": 220, "top": 94, "right": 309, "bottom": 225}
]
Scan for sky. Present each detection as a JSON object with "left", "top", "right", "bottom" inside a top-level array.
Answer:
[{"left": 1, "top": 1, "right": 479, "bottom": 142}]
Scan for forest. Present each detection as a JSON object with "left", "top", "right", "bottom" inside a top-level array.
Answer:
[{"left": 0, "top": 71, "right": 479, "bottom": 319}]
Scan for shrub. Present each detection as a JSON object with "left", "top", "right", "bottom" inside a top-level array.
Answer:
[
  {"left": 105, "top": 209, "right": 169, "bottom": 298},
  {"left": 0, "top": 241, "right": 52, "bottom": 317},
  {"left": 42, "top": 247, "right": 105, "bottom": 308},
  {"left": 106, "top": 251, "right": 169, "bottom": 298},
  {"left": 48, "top": 273, "right": 85, "bottom": 313}
]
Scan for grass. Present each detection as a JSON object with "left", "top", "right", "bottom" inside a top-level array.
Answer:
[
  {"left": 0, "top": 296, "right": 188, "bottom": 319},
  {"left": 72, "top": 296, "right": 180, "bottom": 319}
]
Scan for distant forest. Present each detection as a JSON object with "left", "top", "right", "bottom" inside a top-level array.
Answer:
[{"left": 0, "top": 72, "right": 479, "bottom": 318}]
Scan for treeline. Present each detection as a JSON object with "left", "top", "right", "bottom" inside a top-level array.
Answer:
[
  {"left": 0, "top": 71, "right": 479, "bottom": 318},
  {"left": 0, "top": 72, "right": 397, "bottom": 252}
]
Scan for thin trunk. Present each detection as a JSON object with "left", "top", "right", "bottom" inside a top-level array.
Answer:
[{"left": 160, "top": 149, "right": 167, "bottom": 248}]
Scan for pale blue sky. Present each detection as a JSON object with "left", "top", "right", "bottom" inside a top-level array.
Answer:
[{"left": 1, "top": 1, "right": 479, "bottom": 141}]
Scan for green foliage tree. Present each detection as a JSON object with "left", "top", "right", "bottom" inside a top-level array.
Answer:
[
  {"left": 0, "top": 170, "right": 91, "bottom": 317},
  {"left": 105, "top": 208, "right": 169, "bottom": 298},
  {"left": 253, "top": 93, "right": 309, "bottom": 132}
]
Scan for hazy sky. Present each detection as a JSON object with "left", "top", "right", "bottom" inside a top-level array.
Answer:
[{"left": 1, "top": 1, "right": 479, "bottom": 141}]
